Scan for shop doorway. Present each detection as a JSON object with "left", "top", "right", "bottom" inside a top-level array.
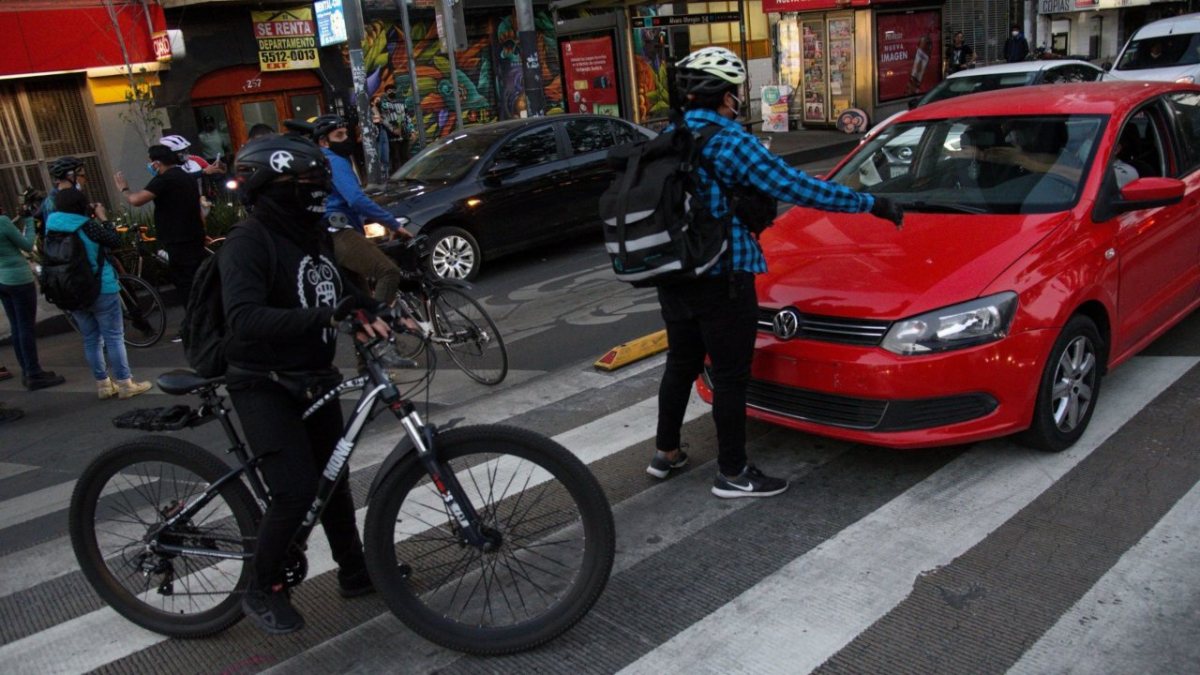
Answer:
[{"left": 189, "top": 65, "right": 324, "bottom": 156}]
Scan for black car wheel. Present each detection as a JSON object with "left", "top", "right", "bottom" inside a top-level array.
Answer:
[
  {"left": 427, "top": 226, "right": 480, "bottom": 281},
  {"left": 1021, "top": 315, "right": 1104, "bottom": 452}
]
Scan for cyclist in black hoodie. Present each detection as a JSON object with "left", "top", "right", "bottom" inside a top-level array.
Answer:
[{"left": 223, "top": 134, "right": 389, "bottom": 634}]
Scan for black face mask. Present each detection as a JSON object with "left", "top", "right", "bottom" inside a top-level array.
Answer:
[
  {"left": 258, "top": 181, "right": 328, "bottom": 223},
  {"left": 328, "top": 138, "right": 355, "bottom": 158}
]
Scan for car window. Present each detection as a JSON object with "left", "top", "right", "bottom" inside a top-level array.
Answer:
[
  {"left": 397, "top": 132, "right": 497, "bottom": 183},
  {"left": 830, "top": 115, "right": 1104, "bottom": 215},
  {"left": 1043, "top": 64, "right": 1101, "bottom": 83},
  {"left": 922, "top": 72, "right": 1038, "bottom": 105},
  {"left": 1116, "top": 33, "right": 1200, "bottom": 71},
  {"left": 1117, "top": 108, "right": 1168, "bottom": 180},
  {"left": 564, "top": 119, "right": 618, "bottom": 154},
  {"left": 1167, "top": 92, "right": 1200, "bottom": 174},
  {"left": 493, "top": 126, "right": 560, "bottom": 168},
  {"left": 611, "top": 121, "right": 641, "bottom": 145}
]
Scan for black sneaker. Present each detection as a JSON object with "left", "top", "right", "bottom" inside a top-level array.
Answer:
[
  {"left": 26, "top": 372, "right": 66, "bottom": 391},
  {"left": 242, "top": 583, "right": 305, "bottom": 634},
  {"left": 711, "top": 464, "right": 789, "bottom": 499},
  {"left": 337, "top": 567, "right": 375, "bottom": 598},
  {"left": 646, "top": 448, "right": 689, "bottom": 479}
]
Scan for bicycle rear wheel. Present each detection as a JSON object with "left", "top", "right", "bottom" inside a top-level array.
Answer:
[
  {"left": 430, "top": 286, "right": 508, "bottom": 385},
  {"left": 118, "top": 274, "right": 166, "bottom": 348},
  {"left": 363, "top": 425, "right": 614, "bottom": 655},
  {"left": 69, "top": 436, "right": 260, "bottom": 638}
]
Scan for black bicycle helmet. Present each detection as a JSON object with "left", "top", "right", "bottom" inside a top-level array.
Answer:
[
  {"left": 20, "top": 186, "right": 45, "bottom": 205},
  {"left": 48, "top": 156, "right": 85, "bottom": 181},
  {"left": 284, "top": 114, "right": 347, "bottom": 142},
  {"left": 233, "top": 134, "right": 331, "bottom": 205},
  {"left": 675, "top": 47, "right": 747, "bottom": 96}
]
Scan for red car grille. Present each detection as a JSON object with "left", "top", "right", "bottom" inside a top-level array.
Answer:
[
  {"left": 706, "top": 369, "right": 999, "bottom": 431},
  {"left": 756, "top": 308, "right": 890, "bottom": 346}
]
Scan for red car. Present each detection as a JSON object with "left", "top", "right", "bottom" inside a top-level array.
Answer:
[{"left": 698, "top": 81, "right": 1200, "bottom": 451}]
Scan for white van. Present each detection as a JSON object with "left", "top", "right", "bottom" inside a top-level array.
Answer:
[{"left": 1110, "top": 13, "right": 1200, "bottom": 83}]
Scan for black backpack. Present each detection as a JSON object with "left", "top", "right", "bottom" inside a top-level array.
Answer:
[
  {"left": 39, "top": 228, "right": 104, "bottom": 311},
  {"left": 181, "top": 221, "right": 275, "bottom": 378},
  {"left": 598, "top": 113, "right": 729, "bottom": 287}
]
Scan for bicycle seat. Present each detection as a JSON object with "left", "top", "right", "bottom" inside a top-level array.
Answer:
[{"left": 157, "top": 369, "right": 224, "bottom": 395}]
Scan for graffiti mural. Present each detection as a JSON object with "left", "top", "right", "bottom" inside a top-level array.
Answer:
[
  {"left": 632, "top": 8, "right": 672, "bottom": 121},
  {"left": 350, "top": 12, "right": 564, "bottom": 148}
]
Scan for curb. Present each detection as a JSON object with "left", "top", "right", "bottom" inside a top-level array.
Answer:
[{"left": 595, "top": 330, "right": 668, "bottom": 371}]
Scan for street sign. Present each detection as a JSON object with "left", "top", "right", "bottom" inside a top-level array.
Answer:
[{"left": 639, "top": 13, "right": 740, "bottom": 28}]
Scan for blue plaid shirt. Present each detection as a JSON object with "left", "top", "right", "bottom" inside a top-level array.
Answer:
[{"left": 683, "top": 108, "right": 875, "bottom": 274}]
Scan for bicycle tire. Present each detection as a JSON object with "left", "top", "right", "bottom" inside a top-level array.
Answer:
[
  {"left": 363, "top": 424, "right": 614, "bottom": 655},
  {"left": 430, "top": 286, "right": 508, "bottom": 385},
  {"left": 118, "top": 274, "right": 166, "bottom": 348},
  {"left": 69, "top": 436, "right": 260, "bottom": 638}
]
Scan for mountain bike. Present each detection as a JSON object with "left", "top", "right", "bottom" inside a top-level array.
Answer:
[
  {"left": 382, "top": 235, "right": 508, "bottom": 385},
  {"left": 68, "top": 312, "right": 614, "bottom": 654}
]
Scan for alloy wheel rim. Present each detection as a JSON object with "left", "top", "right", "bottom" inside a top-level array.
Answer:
[
  {"left": 431, "top": 235, "right": 474, "bottom": 279},
  {"left": 1049, "top": 335, "right": 1097, "bottom": 433}
]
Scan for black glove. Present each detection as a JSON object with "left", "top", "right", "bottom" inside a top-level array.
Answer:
[
  {"left": 869, "top": 196, "right": 904, "bottom": 229},
  {"left": 331, "top": 296, "right": 384, "bottom": 326}
]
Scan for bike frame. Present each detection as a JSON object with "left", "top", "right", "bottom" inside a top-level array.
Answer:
[{"left": 150, "top": 334, "right": 498, "bottom": 563}]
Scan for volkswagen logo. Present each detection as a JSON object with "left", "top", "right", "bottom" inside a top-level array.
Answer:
[{"left": 772, "top": 308, "right": 802, "bottom": 340}]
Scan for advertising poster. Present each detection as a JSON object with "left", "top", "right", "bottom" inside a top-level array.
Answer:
[
  {"left": 561, "top": 36, "right": 620, "bottom": 117},
  {"left": 314, "top": 0, "right": 347, "bottom": 47},
  {"left": 761, "top": 85, "right": 791, "bottom": 132},
  {"left": 252, "top": 6, "right": 319, "bottom": 72},
  {"left": 802, "top": 20, "right": 827, "bottom": 123},
  {"left": 876, "top": 10, "right": 942, "bottom": 103}
]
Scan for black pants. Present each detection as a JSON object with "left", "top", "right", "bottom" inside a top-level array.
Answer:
[
  {"left": 656, "top": 273, "right": 758, "bottom": 477},
  {"left": 228, "top": 376, "right": 365, "bottom": 588},
  {"left": 163, "top": 241, "right": 205, "bottom": 305}
]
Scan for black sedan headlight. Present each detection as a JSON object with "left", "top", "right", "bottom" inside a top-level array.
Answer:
[{"left": 881, "top": 292, "right": 1018, "bottom": 355}]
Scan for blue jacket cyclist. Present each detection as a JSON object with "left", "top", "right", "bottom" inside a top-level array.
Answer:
[{"left": 646, "top": 46, "right": 903, "bottom": 499}]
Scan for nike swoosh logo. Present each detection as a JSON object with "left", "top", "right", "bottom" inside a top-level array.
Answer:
[{"left": 722, "top": 480, "right": 755, "bottom": 492}]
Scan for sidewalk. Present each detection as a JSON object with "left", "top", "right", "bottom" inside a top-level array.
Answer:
[{"left": 0, "top": 127, "right": 858, "bottom": 345}]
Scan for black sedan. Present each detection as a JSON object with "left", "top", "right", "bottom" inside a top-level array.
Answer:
[{"left": 379, "top": 114, "right": 654, "bottom": 280}]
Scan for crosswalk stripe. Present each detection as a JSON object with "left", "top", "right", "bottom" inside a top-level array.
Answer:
[
  {"left": 618, "top": 356, "right": 1199, "bottom": 675},
  {"left": 0, "top": 462, "right": 36, "bottom": 483},
  {"left": 0, "top": 478, "right": 159, "bottom": 531},
  {"left": 1009, "top": 475, "right": 1200, "bottom": 674},
  {"left": 0, "top": 384, "right": 707, "bottom": 674}
]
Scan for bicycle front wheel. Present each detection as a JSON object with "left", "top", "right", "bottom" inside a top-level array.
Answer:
[
  {"left": 118, "top": 274, "right": 166, "bottom": 348},
  {"left": 431, "top": 286, "right": 508, "bottom": 385},
  {"left": 363, "top": 425, "right": 615, "bottom": 655},
  {"left": 69, "top": 436, "right": 260, "bottom": 638}
]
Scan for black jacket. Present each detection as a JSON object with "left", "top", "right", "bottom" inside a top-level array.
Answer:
[{"left": 219, "top": 219, "right": 344, "bottom": 373}]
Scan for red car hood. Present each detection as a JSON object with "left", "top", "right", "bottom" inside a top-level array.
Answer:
[{"left": 757, "top": 208, "right": 1071, "bottom": 319}]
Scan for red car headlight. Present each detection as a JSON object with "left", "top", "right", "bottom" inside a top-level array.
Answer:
[{"left": 881, "top": 292, "right": 1018, "bottom": 355}]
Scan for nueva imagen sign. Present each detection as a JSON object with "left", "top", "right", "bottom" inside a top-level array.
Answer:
[{"left": 252, "top": 6, "right": 319, "bottom": 71}]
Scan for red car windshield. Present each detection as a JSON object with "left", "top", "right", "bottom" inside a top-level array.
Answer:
[{"left": 829, "top": 115, "right": 1105, "bottom": 214}]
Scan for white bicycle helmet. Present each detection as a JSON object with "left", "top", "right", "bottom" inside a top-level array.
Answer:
[
  {"left": 675, "top": 47, "right": 746, "bottom": 95},
  {"left": 158, "top": 134, "right": 191, "bottom": 152}
]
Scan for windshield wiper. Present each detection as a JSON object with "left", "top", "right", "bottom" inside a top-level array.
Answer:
[{"left": 898, "top": 200, "right": 987, "bottom": 214}]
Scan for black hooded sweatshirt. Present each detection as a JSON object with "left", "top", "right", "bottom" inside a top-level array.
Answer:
[{"left": 219, "top": 196, "right": 362, "bottom": 373}]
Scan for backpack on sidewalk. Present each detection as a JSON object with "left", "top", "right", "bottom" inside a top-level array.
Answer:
[
  {"left": 39, "top": 228, "right": 104, "bottom": 311},
  {"left": 598, "top": 113, "right": 728, "bottom": 287},
  {"left": 181, "top": 220, "right": 275, "bottom": 378}
]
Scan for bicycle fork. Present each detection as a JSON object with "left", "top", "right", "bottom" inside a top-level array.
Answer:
[{"left": 394, "top": 403, "right": 499, "bottom": 552}]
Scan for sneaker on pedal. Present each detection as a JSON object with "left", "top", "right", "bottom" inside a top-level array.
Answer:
[
  {"left": 337, "top": 567, "right": 375, "bottom": 598},
  {"left": 711, "top": 464, "right": 788, "bottom": 499},
  {"left": 646, "top": 448, "right": 689, "bottom": 479},
  {"left": 242, "top": 583, "right": 305, "bottom": 634}
]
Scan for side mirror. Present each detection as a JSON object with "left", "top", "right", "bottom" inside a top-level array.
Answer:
[
  {"left": 1095, "top": 176, "right": 1185, "bottom": 220},
  {"left": 483, "top": 160, "right": 518, "bottom": 185},
  {"left": 907, "top": 98, "right": 920, "bottom": 110}
]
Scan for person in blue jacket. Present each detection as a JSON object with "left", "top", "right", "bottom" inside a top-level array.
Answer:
[
  {"left": 295, "top": 115, "right": 410, "bottom": 304},
  {"left": 44, "top": 183, "right": 152, "bottom": 400}
]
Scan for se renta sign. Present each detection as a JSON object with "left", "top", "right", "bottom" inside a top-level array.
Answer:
[
  {"left": 315, "top": 0, "right": 347, "bottom": 47},
  {"left": 252, "top": 6, "right": 320, "bottom": 71}
]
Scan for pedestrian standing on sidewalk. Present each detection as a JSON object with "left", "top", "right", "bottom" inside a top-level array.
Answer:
[
  {"left": 114, "top": 145, "right": 206, "bottom": 341},
  {"left": 0, "top": 198, "right": 64, "bottom": 390},
  {"left": 45, "top": 186, "right": 151, "bottom": 400},
  {"left": 647, "top": 47, "right": 904, "bottom": 498}
]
